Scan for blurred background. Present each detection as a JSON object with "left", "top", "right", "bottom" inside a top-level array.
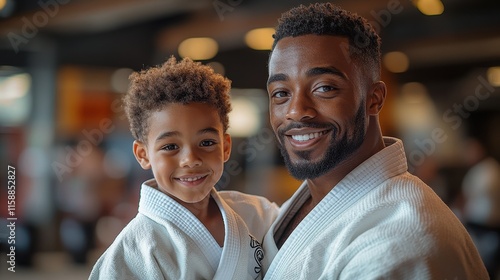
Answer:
[{"left": 1, "top": 0, "right": 500, "bottom": 279}]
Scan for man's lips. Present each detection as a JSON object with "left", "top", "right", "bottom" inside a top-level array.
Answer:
[
  {"left": 287, "top": 130, "right": 328, "bottom": 142},
  {"left": 285, "top": 129, "right": 330, "bottom": 148}
]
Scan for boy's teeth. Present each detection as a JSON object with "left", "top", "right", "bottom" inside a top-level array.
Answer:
[
  {"left": 179, "top": 176, "right": 204, "bottom": 182},
  {"left": 291, "top": 131, "right": 324, "bottom": 142}
]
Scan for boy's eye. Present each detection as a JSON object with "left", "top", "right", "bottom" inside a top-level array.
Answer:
[
  {"left": 200, "top": 140, "right": 216, "bottom": 147},
  {"left": 161, "top": 144, "right": 178, "bottom": 151}
]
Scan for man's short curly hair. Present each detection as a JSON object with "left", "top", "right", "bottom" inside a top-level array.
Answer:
[
  {"left": 272, "top": 3, "right": 382, "bottom": 79},
  {"left": 124, "top": 56, "right": 232, "bottom": 142}
]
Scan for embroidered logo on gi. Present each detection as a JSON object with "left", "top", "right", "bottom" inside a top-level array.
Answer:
[{"left": 249, "top": 235, "right": 264, "bottom": 277}]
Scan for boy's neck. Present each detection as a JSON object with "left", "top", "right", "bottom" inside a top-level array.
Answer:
[{"left": 177, "top": 195, "right": 225, "bottom": 247}]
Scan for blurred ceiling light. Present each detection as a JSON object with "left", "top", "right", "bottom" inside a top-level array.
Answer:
[
  {"left": 401, "top": 82, "right": 428, "bottom": 104},
  {"left": 396, "top": 82, "right": 437, "bottom": 130},
  {"left": 0, "top": 73, "right": 31, "bottom": 101},
  {"left": 178, "top": 37, "right": 218, "bottom": 60},
  {"left": 228, "top": 97, "right": 261, "bottom": 137},
  {"left": 487, "top": 66, "right": 500, "bottom": 87},
  {"left": 414, "top": 0, "right": 444, "bottom": 16},
  {"left": 0, "top": 69, "right": 31, "bottom": 125},
  {"left": 111, "top": 67, "right": 133, "bottom": 93},
  {"left": 245, "top": 28, "right": 275, "bottom": 50},
  {"left": 207, "top": 61, "right": 225, "bottom": 76},
  {"left": 0, "top": 0, "right": 14, "bottom": 18},
  {"left": 383, "top": 51, "right": 409, "bottom": 73}
]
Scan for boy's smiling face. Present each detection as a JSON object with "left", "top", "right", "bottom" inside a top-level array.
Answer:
[{"left": 133, "top": 102, "right": 231, "bottom": 204}]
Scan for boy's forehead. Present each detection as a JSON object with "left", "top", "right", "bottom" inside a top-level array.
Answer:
[{"left": 148, "top": 102, "right": 223, "bottom": 135}]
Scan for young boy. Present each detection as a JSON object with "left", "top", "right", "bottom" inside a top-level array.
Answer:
[{"left": 89, "top": 57, "right": 278, "bottom": 279}]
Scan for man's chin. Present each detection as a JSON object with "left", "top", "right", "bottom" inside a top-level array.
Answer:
[
  {"left": 279, "top": 145, "right": 328, "bottom": 179},
  {"left": 285, "top": 160, "right": 326, "bottom": 180}
]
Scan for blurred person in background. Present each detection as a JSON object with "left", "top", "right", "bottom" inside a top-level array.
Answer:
[
  {"left": 460, "top": 114, "right": 500, "bottom": 279},
  {"left": 55, "top": 140, "right": 104, "bottom": 264}
]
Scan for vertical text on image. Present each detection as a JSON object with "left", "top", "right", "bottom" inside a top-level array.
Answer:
[{"left": 6, "top": 165, "right": 17, "bottom": 272}]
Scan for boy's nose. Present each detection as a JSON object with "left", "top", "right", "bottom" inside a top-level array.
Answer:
[{"left": 180, "top": 148, "right": 202, "bottom": 168}]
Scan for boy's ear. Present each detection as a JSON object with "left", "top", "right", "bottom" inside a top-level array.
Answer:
[
  {"left": 223, "top": 133, "right": 232, "bottom": 162},
  {"left": 133, "top": 140, "right": 151, "bottom": 169},
  {"left": 367, "top": 81, "right": 387, "bottom": 115}
]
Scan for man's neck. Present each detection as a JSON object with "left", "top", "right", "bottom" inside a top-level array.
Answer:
[
  {"left": 276, "top": 195, "right": 314, "bottom": 249},
  {"left": 306, "top": 133, "right": 386, "bottom": 207},
  {"left": 276, "top": 128, "right": 386, "bottom": 248}
]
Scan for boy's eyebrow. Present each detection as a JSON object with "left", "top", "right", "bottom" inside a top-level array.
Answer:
[
  {"left": 155, "top": 131, "right": 180, "bottom": 142},
  {"left": 198, "top": 127, "right": 220, "bottom": 135},
  {"left": 155, "top": 127, "right": 220, "bottom": 142}
]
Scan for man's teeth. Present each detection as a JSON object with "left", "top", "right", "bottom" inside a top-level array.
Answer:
[
  {"left": 291, "top": 131, "right": 325, "bottom": 142},
  {"left": 179, "top": 176, "right": 204, "bottom": 182}
]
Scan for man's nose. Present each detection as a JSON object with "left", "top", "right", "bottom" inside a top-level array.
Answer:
[{"left": 286, "top": 91, "right": 317, "bottom": 122}]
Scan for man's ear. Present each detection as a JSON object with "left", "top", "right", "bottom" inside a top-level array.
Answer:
[
  {"left": 223, "top": 133, "right": 232, "bottom": 162},
  {"left": 133, "top": 140, "right": 151, "bottom": 170},
  {"left": 367, "top": 81, "right": 387, "bottom": 115}
]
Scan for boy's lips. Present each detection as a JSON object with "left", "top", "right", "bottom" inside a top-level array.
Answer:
[
  {"left": 177, "top": 175, "right": 206, "bottom": 182},
  {"left": 175, "top": 174, "right": 209, "bottom": 186}
]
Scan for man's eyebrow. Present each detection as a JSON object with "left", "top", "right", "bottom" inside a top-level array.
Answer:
[
  {"left": 267, "top": 73, "right": 288, "bottom": 86},
  {"left": 306, "top": 67, "right": 347, "bottom": 79},
  {"left": 267, "top": 67, "right": 346, "bottom": 87}
]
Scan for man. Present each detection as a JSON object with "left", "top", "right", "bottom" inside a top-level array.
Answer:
[{"left": 263, "top": 3, "right": 488, "bottom": 279}]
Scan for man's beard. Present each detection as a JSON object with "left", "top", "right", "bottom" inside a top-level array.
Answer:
[{"left": 277, "top": 103, "right": 366, "bottom": 180}]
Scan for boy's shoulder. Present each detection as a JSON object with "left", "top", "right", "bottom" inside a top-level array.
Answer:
[{"left": 107, "top": 213, "right": 170, "bottom": 250}]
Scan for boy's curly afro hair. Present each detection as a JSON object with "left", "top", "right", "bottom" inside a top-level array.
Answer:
[
  {"left": 124, "top": 56, "right": 232, "bottom": 142},
  {"left": 272, "top": 3, "right": 382, "bottom": 79}
]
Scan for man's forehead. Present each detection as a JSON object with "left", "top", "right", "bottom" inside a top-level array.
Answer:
[
  {"left": 269, "top": 35, "right": 350, "bottom": 70},
  {"left": 271, "top": 35, "right": 349, "bottom": 58}
]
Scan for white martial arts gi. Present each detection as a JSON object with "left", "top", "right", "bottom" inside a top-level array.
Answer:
[
  {"left": 263, "top": 137, "right": 488, "bottom": 280},
  {"left": 90, "top": 179, "right": 278, "bottom": 280}
]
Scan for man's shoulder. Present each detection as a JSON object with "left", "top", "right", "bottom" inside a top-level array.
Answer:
[{"left": 365, "top": 173, "right": 469, "bottom": 237}]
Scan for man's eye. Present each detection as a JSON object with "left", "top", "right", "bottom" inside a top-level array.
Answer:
[
  {"left": 200, "top": 140, "right": 216, "bottom": 147},
  {"left": 316, "top": 85, "right": 336, "bottom": 92},
  {"left": 272, "top": 91, "right": 289, "bottom": 98},
  {"left": 162, "top": 144, "right": 178, "bottom": 151}
]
